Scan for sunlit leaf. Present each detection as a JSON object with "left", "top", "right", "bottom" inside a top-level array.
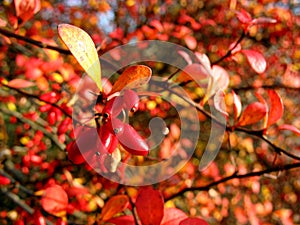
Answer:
[
  {"left": 254, "top": 91, "right": 269, "bottom": 129},
  {"left": 136, "top": 186, "right": 164, "bottom": 225},
  {"left": 214, "top": 90, "right": 228, "bottom": 117},
  {"left": 179, "top": 218, "right": 209, "bottom": 225},
  {"left": 109, "top": 65, "right": 152, "bottom": 95},
  {"left": 58, "top": 24, "right": 102, "bottom": 90},
  {"left": 161, "top": 208, "right": 188, "bottom": 225},
  {"left": 267, "top": 90, "right": 284, "bottom": 127},
  {"left": 7, "top": 79, "right": 35, "bottom": 88},
  {"left": 232, "top": 90, "right": 242, "bottom": 120},
  {"left": 229, "top": 42, "right": 242, "bottom": 55},
  {"left": 184, "top": 35, "right": 197, "bottom": 50},
  {"left": 278, "top": 124, "right": 300, "bottom": 136},
  {"left": 100, "top": 195, "right": 129, "bottom": 221},
  {"left": 41, "top": 185, "right": 68, "bottom": 217},
  {"left": 14, "top": 0, "right": 41, "bottom": 25},
  {"left": 242, "top": 49, "right": 266, "bottom": 74},
  {"left": 237, "top": 102, "right": 267, "bottom": 127},
  {"left": 195, "top": 52, "right": 211, "bottom": 75}
]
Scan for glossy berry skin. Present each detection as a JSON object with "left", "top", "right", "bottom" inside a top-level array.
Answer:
[
  {"left": 123, "top": 89, "right": 139, "bottom": 112},
  {"left": 98, "top": 123, "right": 119, "bottom": 154},
  {"left": 116, "top": 123, "right": 149, "bottom": 156},
  {"left": 102, "top": 96, "right": 124, "bottom": 121}
]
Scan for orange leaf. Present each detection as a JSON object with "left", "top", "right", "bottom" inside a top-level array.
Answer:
[
  {"left": 237, "top": 102, "right": 267, "bottom": 127},
  {"left": 109, "top": 65, "right": 152, "bottom": 95},
  {"left": 41, "top": 185, "right": 68, "bottom": 217},
  {"left": 184, "top": 35, "right": 197, "bottom": 50},
  {"left": 100, "top": 195, "right": 129, "bottom": 221},
  {"left": 242, "top": 49, "right": 266, "bottom": 74},
  {"left": 267, "top": 90, "right": 284, "bottom": 127},
  {"left": 135, "top": 186, "right": 164, "bottom": 225},
  {"left": 7, "top": 79, "right": 35, "bottom": 89},
  {"left": 179, "top": 218, "right": 209, "bottom": 225},
  {"left": 58, "top": 24, "right": 102, "bottom": 90}
]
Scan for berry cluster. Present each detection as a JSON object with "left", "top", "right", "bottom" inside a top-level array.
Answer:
[{"left": 67, "top": 89, "right": 149, "bottom": 172}]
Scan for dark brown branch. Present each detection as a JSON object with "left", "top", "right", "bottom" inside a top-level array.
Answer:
[
  {"left": 0, "top": 27, "right": 71, "bottom": 54},
  {"left": 165, "top": 162, "right": 300, "bottom": 201},
  {"left": 211, "top": 31, "right": 246, "bottom": 65}
]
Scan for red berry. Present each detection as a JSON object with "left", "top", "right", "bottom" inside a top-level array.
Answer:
[
  {"left": 123, "top": 89, "right": 139, "bottom": 112},
  {"left": 102, "top": 96, "right": 124, "bottom": 121},
  {"left": 117, "top": 123, "right": 149, "bottom": 156}
]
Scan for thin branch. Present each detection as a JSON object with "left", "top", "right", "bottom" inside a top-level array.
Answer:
[
  {"left": 0, "top": 107, "right": 66, "bottom": 151},
  {"left": 0, "top": 27, "right": 71, "bottom": 54},
  {"left": 165, "top": 162, "right": 300, "bottom": 201},
  {"left": 211, "top": 31, "right": 246, "bottom": 65}
]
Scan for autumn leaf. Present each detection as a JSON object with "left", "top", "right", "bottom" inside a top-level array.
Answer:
[
  {"left": 236, "top": 9, "right": 252, "bottom": 24},
  {"left": 135, "top": 186, "right": 164, "bottom": 225},
  {"left": 107, "top": 215, "right": 135, "bottom": 225},
  {"left": 179, "top": 218, "right": 209, "bottom": 225},
  {"left": 278, "top": 124, "right": 300, "bottom": 136},
  {"left": 109, "top": 65, "right": 152, "bottom": 95},
  {"left": 14, "top": 0, "right": 41, "bottom": 25},
  {"left": 266, "top": 90, "right": 284, "bottom": 127},
  {"left": 236, "top": 102, "right": 267, "bottom": 127},
  {"left": 232, "top": 90, "right": 242, "bottom": 120},
  {"left": 214, "top": 90, "right": 228, "bottom": 117},
  {"left": 161, "top": 208, "right": 188, "bottom": 225},
  {"left": 6, "top": 79, "right": 35, "bottom": 89},
  {"left": 58, "top": 24, "right": 102, "bottom": 90},
  {"left": 242, "top": 49, "right": 267, "bottom": 74},
  {"left": 100, "top": 194, "right": 129, "bottom": 221},
  {"left": 41, "top": 185, "right": 68, "bottom": 217}
]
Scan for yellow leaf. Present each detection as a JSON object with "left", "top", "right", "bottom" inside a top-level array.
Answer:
[{"left": 58, "top": 24, "right": 102, "bottom": 91}]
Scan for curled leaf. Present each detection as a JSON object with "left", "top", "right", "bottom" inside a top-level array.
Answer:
[
  {"left": 242, "top": 49, "right": 266, "bottom": 74},
  {"left": 237, "top": 102, "right": 267, "bottom": 127},
  {"left": 109, "top": 65, "right": 152, "bottom": 95},
  {"left": 136, "top": 187, "right": 164, "bottom": 225},
  {"left": 58, "top": 24, "right": 102, "bottom": 90}
]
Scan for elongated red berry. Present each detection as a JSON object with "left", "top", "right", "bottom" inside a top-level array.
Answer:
[
  {"left": 102, "top": 96, "right": 124, "bottom": 120},
  {"left": 99, "top": 124, "right": 119, "bottom": 154},
  {"left": 116, "top": 123, "right": 149, "bottom": 156},
  {"left": 123, "top": 89, "right": 139, "bottom": 112}
]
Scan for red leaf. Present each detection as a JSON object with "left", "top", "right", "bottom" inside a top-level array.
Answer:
[
  {"left": 184, "top": 35, "right": 197, "bottom": 50},
  {"left": 136, "top": 187, "right": 164, "bottom": 225},
  {"left": 100, "top": 195, "right": 129, "bottom": 221},
  {"left": 242, "top": 49, "right": 266, "bottom": 74},
  {"left": 179, "top": 218, "right": 209, "bottom": 225},
  {"left": 229, "top": 42, "right": 242, "bottom": 55},
  {"left": 161, "top": 208, "right": 188, "bottom": 225},
  {"left": 7, "top": 79, "right": 35, "bottom": 88},
  {"left": 14, "top": 0, "right": 41, "bottom": 25},
  {"left": 278, "top": 124, "right": 300, "bottom": 136},
  {"left": 41, "top": 185, "right": 68, "bottom": 217},
  {"left": 236, "top": 9, "right": 252, "bottom": 24},
  {"left": 267, "top": 90, "right": 284, "bottom": 127},
  {"left": 237, "top": 102, "right": 267, "bottom": 127},
  {"left": 107, "top": 215, "right": 135, "bottom": 225}
]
